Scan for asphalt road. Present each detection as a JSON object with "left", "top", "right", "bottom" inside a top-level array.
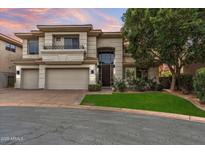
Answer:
[{"left": 0, "top": 107, "right": 205, "bottom": 145}]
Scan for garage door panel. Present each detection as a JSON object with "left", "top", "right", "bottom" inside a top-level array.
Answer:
[
  {"left": 46, "top": 69, "right": 89, "bottom": 89},
  {"left": 22, "top": 69, "right": 39, "bottom": 89}
]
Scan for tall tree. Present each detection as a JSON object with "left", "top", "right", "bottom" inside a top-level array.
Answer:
[{"left": 122, "top": 8, "right": 205, "bottom": 90}]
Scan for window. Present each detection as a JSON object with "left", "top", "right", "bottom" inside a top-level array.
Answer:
[
  {"left": 5, "top": 43, "right": 16, "bottom": 52},
  {"left": 28, "top": 39, "right": 39, "bottom": 54},
  {"left": 99, "top": 53, "right": 114, "bottom": 64},
  {"left": 64, "top": 35, "right": 79, "bottom": 49}
]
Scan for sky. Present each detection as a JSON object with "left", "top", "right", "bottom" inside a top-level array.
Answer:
[{"left": 0, "top": 8, "right": 127, "bottom": 40}]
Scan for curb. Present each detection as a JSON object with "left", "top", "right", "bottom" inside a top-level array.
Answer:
[
  {"left": 78, "top": 105, "right": 205, "bottom": 124},
  {"left": 1, "top": 103, "right": 205, "bottom": 124}
]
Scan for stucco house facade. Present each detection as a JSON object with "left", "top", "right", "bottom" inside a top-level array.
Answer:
[
  {"left": 14, "top": 24, "right": 158, "bottom": 90},
  {"left": 0, "top": 33, "right": 22, "bottom": 88}
]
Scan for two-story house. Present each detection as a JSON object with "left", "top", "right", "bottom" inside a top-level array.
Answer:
[
  {"left": 0, "top": 33, "right": 22, "bottom": 88},
  {"left": 14, "top": 24, "right": 158, "bottom": 90}
]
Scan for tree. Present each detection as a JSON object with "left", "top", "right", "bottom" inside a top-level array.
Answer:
[{"left": 122, "top": 8, "right": 205, "bottom": 90}]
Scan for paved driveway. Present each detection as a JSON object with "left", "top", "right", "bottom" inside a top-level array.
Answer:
[
  {"left": 0, "top": 107, "right": 205, "bottom": 145},
  {"left": 0, "top": 89, "right": 86, "bottom": 107}
]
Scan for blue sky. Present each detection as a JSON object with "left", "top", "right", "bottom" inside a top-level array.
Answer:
[{"left": 0, "top": 8, "right": 127, "bottom": 39}]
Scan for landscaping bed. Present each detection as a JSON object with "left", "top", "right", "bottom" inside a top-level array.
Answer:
[{"left": 81, "top": 92, "right": 205, "bottom": 118}]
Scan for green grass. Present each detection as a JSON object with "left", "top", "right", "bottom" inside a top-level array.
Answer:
[{"left": 81, "top": 92, "right": 205, "bottom": 118}]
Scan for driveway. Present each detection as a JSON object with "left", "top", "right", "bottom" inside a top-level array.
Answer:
[
  {"left": 0, "top": 107, "right": 205, "bottom": 144},
  {"left": 0, "top": 89, "right": 86, "bottom": 107}
]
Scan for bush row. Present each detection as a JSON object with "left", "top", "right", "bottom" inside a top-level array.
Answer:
[
  {"left": 159, "top": 74, "right": 193, "bottom": 93},
  {"left": 113, "top": 78, "right": 163, "bottom": 92}
]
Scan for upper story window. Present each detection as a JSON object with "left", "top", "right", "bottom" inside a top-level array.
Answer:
[
  {"left": 64, "top": 35, "right": 79, "bottom": 49},
  {"left": 5, "top": 43, "right": 16, "bottom": 52},
  {"left": 28, "top": 39, "right": 39, "bottom": 54}
]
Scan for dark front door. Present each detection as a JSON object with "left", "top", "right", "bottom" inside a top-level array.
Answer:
[
  {"left": 101, "top": 64, "right": 111, "bottom": 86},
  {"left": 98, "top": 50, "right": 114, "bottom": 87}
]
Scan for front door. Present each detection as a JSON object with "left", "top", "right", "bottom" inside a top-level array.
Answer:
[
  {"left": 98, "top": 50, "right": 114, "bottom": 87},
  {"left": 101, "top": 64, "right": 111, "bottom": 86}
]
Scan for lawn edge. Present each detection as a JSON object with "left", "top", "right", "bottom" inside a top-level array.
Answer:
[
  {"left": 79, "top": 105, "right": 205, "bottom": 124},
  {"left": 164, "top": 90, "right": 205, "bottom": 112}
]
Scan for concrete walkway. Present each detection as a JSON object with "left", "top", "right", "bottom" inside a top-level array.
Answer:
[{"left": 0, "top": 89, "right": 86, "bottom": 106}]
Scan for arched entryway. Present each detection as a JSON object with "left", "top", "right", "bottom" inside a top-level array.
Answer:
[{"left": 97, "top": 47, "right": 115, "bottom": 87}]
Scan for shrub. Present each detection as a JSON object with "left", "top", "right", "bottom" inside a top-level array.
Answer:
[
  {"left": 154, "top": 83, "right": 164, "bottom": 91},
  {"left": 146, "top": 79, "right": 163, "bottom": 91},
  {"left": 160, "top": 70, "right": 172, "bottom": 77},
  {"left": 114, "top": 78, "right": 127, "bottom": 92},
  {"left": 88, "top": 84, "right": 101, "bottom": 91},
  {"left": 125, "top": 69, "right": 136, "bottom": 89},
  {"left": 177, "top": 74, "right": 193, "bottom": 94},
  {"left": 135, "top": 78, "right": 163, "bottom": 91},
  {"left": 134, "top": 78, "right": 146, "bottom": 91},
  {"left": 159, "top": 77, "right": 172, "bottom": 89},
  {"left": 193, "top": 68, "right": 205, "bottom": 103}
]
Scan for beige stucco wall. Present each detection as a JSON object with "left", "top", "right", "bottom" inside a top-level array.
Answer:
[
  {"left": 97, "top": 38, "right": 123, "bottom": 79},
  {"left": 0, "top": 40, "right": 22, "bottom": 73},
  {"left": 87, "top": 36, "right": 97, "bottom": 58}
]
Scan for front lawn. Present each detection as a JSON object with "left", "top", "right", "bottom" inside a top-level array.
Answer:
[{"left": 81, "top": 92, "right": 205, "bottom": 118}]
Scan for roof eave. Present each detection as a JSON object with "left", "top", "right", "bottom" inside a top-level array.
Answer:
[
  {"left": 0, "top": 33, "right": 22, "bottom": 47},
  {"left": 37, "top": 24, "right": 93, "bottom": 32}
]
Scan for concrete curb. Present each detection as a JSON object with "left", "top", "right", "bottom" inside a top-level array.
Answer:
[{"left": 1, "top": 103, "right": 205, "bottom": 124}]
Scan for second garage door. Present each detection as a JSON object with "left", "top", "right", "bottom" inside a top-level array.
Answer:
[{"left": 46, "top": 68, "right": 89, "bottom": 90}]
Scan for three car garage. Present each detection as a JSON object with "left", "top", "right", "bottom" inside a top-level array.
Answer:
[{"left": 21, "top": 68, "right": 89, "bottom": 90}]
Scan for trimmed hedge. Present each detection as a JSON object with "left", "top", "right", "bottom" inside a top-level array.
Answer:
[
  {"left": 193, "top": 68, "right": 205, "bottom": 103},
  {"left": 88, "top": 84, "right": 101, "bottom": 91}
]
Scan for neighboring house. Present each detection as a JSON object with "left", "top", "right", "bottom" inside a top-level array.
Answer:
[
  {"left": 159, "top": 63, "right": 205, "bottom": 77},
  {"left": 0, "top": 33, "right": 22, "bottom": 88},
  {"left": 14, "top": 24, "right": 158, "bottom": 90},
  {"left": 182, "top": 63, "right": 205, "bottom": 75}
]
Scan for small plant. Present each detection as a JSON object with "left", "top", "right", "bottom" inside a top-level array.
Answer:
[
  {"left": 113, "top": 78, "right": 127, "bottom": 92},
  {"left": 134, "top": 78, "right": 148, "bottom": 91},
  {"left": 125, "top": 69, "right": 136, "bottom": 88},
  {"left": 193, "top": 68, "right": 205, "bottom": 104},
  {"left": 135, "top": 78, "right": 163, "bottom": 91},
  {"left": 88, "top": 84, "right": 101, "bottom": 92}
]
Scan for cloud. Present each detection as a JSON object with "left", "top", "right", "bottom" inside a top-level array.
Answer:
[
  {"left": 0, "top": 19, "right": 32, "bottom": 30},
  {"left": 0, "top": 8, "right": 123, "bottom": 40},
  {"left": 90, "top": 9, "right": 122, "bottom": 31}
]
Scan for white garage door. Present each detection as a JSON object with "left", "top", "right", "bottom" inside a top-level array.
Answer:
[
  {"left": 46, "top": 68, "right": 89, "bottom": 90},
  {"left": 22, "top": 69, "right": 39, "bottom": 89}
]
